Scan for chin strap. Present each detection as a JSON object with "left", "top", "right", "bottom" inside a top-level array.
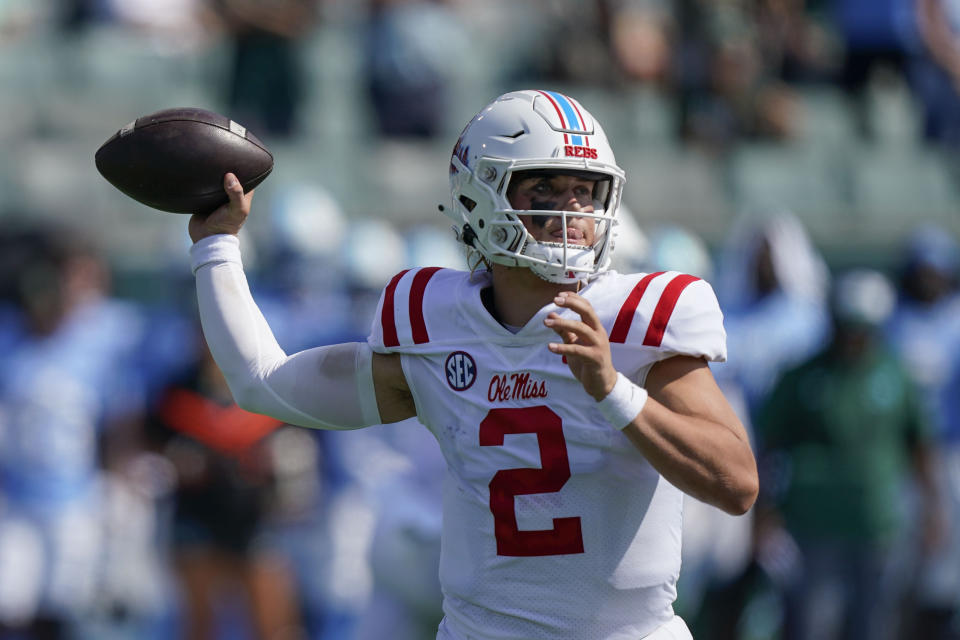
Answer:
[{"left": 524, "top": 239, "right": 598, "bottom": 284}]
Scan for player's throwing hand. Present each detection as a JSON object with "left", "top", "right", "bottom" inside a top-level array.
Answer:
[{"left": 189, "top": 173, "right": 254, "bottom": 243}]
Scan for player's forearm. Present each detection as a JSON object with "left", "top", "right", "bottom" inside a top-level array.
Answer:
[
  {"left": 191, "top": 234, "right": 381, "bottom": 429},
  {"left": 623, "top": 403, "right": 758, "bottom": 515},
  {"left": 192, "top": 235, "right": 284, "bottom": 390}
]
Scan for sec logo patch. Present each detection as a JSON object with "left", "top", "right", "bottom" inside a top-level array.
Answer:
[{"left": 445, "top": 351, "right": 476, "bottom": 391}]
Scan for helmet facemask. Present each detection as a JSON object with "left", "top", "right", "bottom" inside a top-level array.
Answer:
[
  {"left": 506, "top": 168, "right": 619, "bottom": 283},
  {"left": 446, "top": 90, "right": 626, "bottom": 283},
  {"left": 451, "top": 159, "right": 623, "bottom": 284}
]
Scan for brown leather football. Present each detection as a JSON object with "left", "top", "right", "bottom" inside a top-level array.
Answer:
[{"left": 95, "top": 108, "right": 273, "bottom": 214}]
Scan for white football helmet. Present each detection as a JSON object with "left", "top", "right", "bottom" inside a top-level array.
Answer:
[{"left": 446, "top": 90, "right": 626, "bottom": 283}]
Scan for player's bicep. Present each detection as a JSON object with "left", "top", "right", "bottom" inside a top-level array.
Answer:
[
  {"left": 373, "top": 352, "right": 417, "bottom": 423},
  {"left": 645, "top": 355, "right": 744, "bottom": 435},
  {"left": 235, "top": 342, "right": 382, "bottom": 430}
]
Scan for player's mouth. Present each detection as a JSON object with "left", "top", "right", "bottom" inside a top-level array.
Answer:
[{"left": 552, "top": 227, "right": 586, "bottom": 245}]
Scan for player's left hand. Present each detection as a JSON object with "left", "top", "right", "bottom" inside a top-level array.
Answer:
[{"left": 545, "top": 291, "right": 619, "bottom": 402}]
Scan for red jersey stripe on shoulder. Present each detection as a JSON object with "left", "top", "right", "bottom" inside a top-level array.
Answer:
[
  {"left": 609, "top": 272, "right": 664, "bottom": 343},
  {"left": 642, "top": 274, "right": 701, "bottom": 347},
  {"left": 381, "top": 269, "right": 411, "bottom": 348},
  {"left": 410, "top": 267, "right": 443, "bottom": 344}
]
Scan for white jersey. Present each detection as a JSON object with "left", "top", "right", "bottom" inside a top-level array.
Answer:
[{"left": 368, "top": 268, "right": 726, "bottom": 640}]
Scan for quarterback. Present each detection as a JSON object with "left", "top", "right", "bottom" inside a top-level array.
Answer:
[{"left": 187, "top": 90, "right": 758, "bottom": 639}]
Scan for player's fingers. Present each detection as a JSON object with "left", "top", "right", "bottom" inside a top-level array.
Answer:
[
  {"left": 554, "top": 292, "right": 605, "bottom": 332},
  {"left": 188, "top": 212, "right": 204, "bottom": 234},
  {"left": 544, "top": 314, "right": 598, "bottom": 345},
  {"left": 224, "top": 173, "right": 246, "bottom": 207},
  {"left": 224, "top": 172, "right": 242, "bottom": 197},
  {"left": 556, "top": 292, "right": 602, "bottom": 330},
  {"left": 547, "top": 341, "right": 593, "bottom": 358},
  {"left": 223, "top": 173, "right": 254, "bottom": 218},
  {"left": 545, "top": 314, "right": 580, "bottom": 344}
]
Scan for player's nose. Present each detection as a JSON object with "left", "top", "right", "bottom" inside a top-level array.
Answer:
[{"left": 566, "top": 198, "right": 592, "bottom": 215}]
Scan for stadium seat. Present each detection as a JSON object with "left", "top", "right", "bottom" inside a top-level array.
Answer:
[
  {"left": 850, "top": 146, "right": 959, "bottom": 221},
  {"left": 37, "top": 26, "right": 223, "bottom": 141},
  {"left": 300, "top": 24, "right": 368, "bottom": 142},
  {"left": 794, "top": 86, "right": 859, "bottom": 149},
  {"left": 865, "top": 76, "right": 922, "bottom": 145},
  {"left": 622, "top": 148, "right": 732, "bottom": 238},
  {"left": 727, "top": 143, "right": 848, "bottom": 222}
]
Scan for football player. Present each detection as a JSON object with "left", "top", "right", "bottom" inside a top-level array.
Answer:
[{"left": 187, "top": 89, "right": 758, "bottom": 640}]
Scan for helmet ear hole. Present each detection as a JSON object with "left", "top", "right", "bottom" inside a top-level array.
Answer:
[
  {"left": 459, "top": 195, "right": 477, "bottom": 211},
  {"left": 461, "top": 224, "right": 478, "bottom": 247}
]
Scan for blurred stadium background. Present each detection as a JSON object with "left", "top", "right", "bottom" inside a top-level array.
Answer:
[
  {"left": 2, "top": 1, "right": 960, "bottom": 639},
  {"left": 2, "top": 0, "right": 958, "bottom": 271}
]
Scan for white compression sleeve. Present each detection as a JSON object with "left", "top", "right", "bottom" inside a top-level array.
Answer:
[{"left": 191, "top": 234, "right": 382, "bottom": 430}]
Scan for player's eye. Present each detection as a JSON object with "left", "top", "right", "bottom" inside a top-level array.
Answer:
[{"left": 532, "top": 181, "right": 553, "bottom": 195}]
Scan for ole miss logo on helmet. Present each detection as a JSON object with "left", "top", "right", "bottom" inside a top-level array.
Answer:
[
  {"left": 445, "top": 351, "right": 476, "bottom": 391},
  {"left": 564, "top": 145, "right": 597, "bottom": 159}
]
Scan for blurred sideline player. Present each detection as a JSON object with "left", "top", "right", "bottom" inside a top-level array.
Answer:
[
  {"left": 0, "top": 229, "right": 163, "bottom": 638},
  {"left": 148, "top": 328, "right": 310, "bottom": 640},
  {"left": 713, "top": 211, "right": 831, "bottom": 419},
  {"left": 885, "top": 225, "right": 960, "bottom": 635},
  {"left": 186, "top": 90, "right": 758, "bottom": 639},
  {"left": 757, "top": 270, "right": 943, "bottom": 640}
]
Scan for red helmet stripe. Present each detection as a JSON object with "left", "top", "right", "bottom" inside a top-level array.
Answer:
[{"left": 536, "top": 89, "right": 570, "bottom": 144}]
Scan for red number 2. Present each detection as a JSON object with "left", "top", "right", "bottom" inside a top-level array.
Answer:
[{"left": 478, "top": 406, "right": 584, "bottom": 556}]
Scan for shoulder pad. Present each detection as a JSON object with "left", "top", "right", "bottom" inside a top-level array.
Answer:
[
  {"left": 609, "top": 271, "right": 726, "bottom": 361},
  {"left": 368, "top": 267, "right": 449, "bottom": 351}
]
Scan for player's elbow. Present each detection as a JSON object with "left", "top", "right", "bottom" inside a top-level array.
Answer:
[
  {"left": 718, "top": 469, "right": 759, "bottom": 516},
  {"left": 227, "top": 377, "right": 272, "bottom": 416},
  {"left": 231, "top": 387, "right": 264, "bottom": 415}
]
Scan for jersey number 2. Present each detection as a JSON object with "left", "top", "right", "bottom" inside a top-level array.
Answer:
[{"left": 479, "top": 406, "right": 584, "bottom": 556}]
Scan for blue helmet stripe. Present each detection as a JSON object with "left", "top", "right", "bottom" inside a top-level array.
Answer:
[{"left": 546, "top": 91, "right": 584, "bottom": 145}]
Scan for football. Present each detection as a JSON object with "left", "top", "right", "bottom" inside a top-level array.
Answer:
[{"left": 95, "top": 107, "right": 273, "bottom": 214}]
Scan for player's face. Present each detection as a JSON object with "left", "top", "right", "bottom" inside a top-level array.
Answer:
[{"left": 508, "top": 173, "right": 597, "bottom": 246}]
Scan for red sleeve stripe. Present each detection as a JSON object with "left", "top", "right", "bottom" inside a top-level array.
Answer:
[
  {"left": 409, "top": 267, "right": 443, "bottom": 344},
  {"left": 642, "top": 274, "right": 700, "bottom": 347},
  {"left": 381, "top": 269, "right": 411, "bottom": 348},
  {"left": 609, "top": 272, "right": 664, "bottom": 343}
]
